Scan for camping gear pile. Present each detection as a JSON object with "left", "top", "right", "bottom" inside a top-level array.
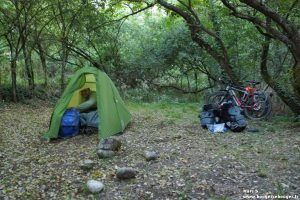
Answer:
[
  {"left": 43, "top": 67, "right": 131, "bottom": 140},
  {"left": 200, "top": 102, "right": 247, "bottom": 133},
  {"left": 58, "top": 109, "right": 100, "bottom": 138}
]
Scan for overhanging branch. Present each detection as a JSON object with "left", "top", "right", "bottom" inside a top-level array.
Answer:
[{"left": 91, "top": 3, "right": 155, "bottom": 31}]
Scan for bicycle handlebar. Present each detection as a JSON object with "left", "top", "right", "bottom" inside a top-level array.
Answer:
[
  {"left": 218, "top": 78, "right": 260, "bottom": 87},
  {"left": 218, "top": 78, "right": 233, "bottom": 85},
  {"left": 245, "top": 80, "right": 261, "bottom": 85}
]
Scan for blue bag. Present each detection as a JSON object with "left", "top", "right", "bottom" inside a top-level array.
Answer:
[
  {"left": 59, "top": 108, "right": 80, "bottom": 138},
  {"left": 199, "top": 104, "right": 220, "bottom": 128}
]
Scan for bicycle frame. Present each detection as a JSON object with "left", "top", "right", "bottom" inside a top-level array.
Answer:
[
  {"left": 211, "top": 79, "right": 272, "bottom": 119},
  {"left": 225, "top": 85, "right": 258, "bottom": 110}
]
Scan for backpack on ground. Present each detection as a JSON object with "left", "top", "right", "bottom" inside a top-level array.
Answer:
[
  {"left": 220, "top": 103, "right": 247, "bottom": 132},
  {"left": 200, "top": 103, "right": 247, "bottom": 132},
  {"left": 199, "top": 104, "right": 220, "bottom": 129},
  {"left": 59, "top": 108, "right": 81, "bottom": 138}
]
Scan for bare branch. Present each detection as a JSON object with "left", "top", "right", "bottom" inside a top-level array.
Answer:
[
  {"left": 66, "top": 42, "right": 108, "bottom": 73},
  {"left": 221, "top": 0, "right": 293, "bottom": 47},
  {"left": 152, "top": 81, "right": 214, "bottom": 94},
  {"left": 240, "top": 0, "right": 299, "bottom": 42},
  {"left": 91, "top": 3, "right": 155, "bottom": 31}
]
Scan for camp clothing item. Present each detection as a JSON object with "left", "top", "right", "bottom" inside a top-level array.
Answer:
[
  {"left": 77, "top": 92, "right": 97, "bottom": 112},
  {"left": 80, "top": 110, "right": 99, "bottom": 128},
  {"left": 207, "top": 123, "right": 227, "bottom": 133}
]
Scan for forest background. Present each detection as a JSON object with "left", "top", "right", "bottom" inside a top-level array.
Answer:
[{"left": 0, "top": 0, "right": 299, "bottom": 115}]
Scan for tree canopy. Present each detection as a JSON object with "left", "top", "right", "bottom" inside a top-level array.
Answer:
[{"left": 0, "top": 0, "right": 299, "bottom": 114}]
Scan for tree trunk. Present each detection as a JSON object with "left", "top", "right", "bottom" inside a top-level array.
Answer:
[
  {"left": 260, "top": 37, "right": 300, "bottom": 115},
  {"left": 157, "top": 0, "right": 240, "bottom": 84},
  {"left": 221, "top": 0, "right": 300, "bottom": 100},
  {"left": 194, "top": 70, "right": 198, "bottom": 90},
  {"left": 186, "top": 73, "right": 191, "bottom": 91},
  {"left": 293, "top": 59, "right": 300, "bottom": 99},
  {"left": 37, "top": 41, "right": 48, "bottom": 87},
  {"left": 0, "top": 68, "right": 2, "bottom": 86},
  {"left": 29, "top": 52, "right": 34, "bottom": 88},
  {"left": 191, "top": 33, "right": 239, "bottom": 83},
  {"left": 11, "top": 59, "right": 17, "bottom": 102},
  {"left": 61, "top": 39, "right": 68, "bottom": 92},
  {"left": 22, "top": 44, "right": 35, "bottom": 95}
]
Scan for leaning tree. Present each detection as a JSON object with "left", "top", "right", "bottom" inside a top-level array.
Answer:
[{"left": 221, "top": 0, "right": 300, "bottom": 114}]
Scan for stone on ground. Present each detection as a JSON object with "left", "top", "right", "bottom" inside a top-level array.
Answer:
[
  {"left": 97, "top": 149, "right": 115, "bottom": 158},
  {"left": 116, "top": 167, "right": 137, "bottom": 179},
  {"left": 144, "top": 150, "right": 159, "bottom": 161},
  {"left": 97, "top": 136, "right": 122, "bottom": 159},
  {"left": 86, "top": 180, "right": 104, "bottom": 193},
  {"left": 80, "top": 159, "right": 95, "bottom": 170},
  {"left": 97, "top": 136, "right": 122, "bottom": 151}
]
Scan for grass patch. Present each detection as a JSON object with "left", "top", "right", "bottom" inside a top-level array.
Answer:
[
  {"left": 127, "top": 101, "right": 199, "bottom": 124},
  {"left": 256, "top": 163, "right": 269, "bottom": 178},
  {"left": 275, "top": 182, "right": 288, "bottom": 196},
  {"left": 208, "top": 197, "right": 230, "bottom": 200}
]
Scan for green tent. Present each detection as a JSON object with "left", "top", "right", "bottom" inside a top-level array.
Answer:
[{"left": 43, "top": 67, "right": 131, "bottom": 140}]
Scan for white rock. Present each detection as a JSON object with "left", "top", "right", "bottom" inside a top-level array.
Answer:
[
  {"left": 144, "top": 151, "right": 159, "bottom": 161},
  {"left": 87, "top": 180, "right": 104, "bottom": 193}
]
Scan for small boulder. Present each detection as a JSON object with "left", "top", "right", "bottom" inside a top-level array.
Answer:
[
  {"left": 116, "top": 167, "right": 137, "bottom": 179},
  {"left": 97, "top": 149, "right": 115, "bottom": 159},
  {"left": 144, "top": 151, "right": 159, "bottom": 161},
  {"left": 80, "top": 159, "right": 95, "bottom": 170},
  {"left": 86, "top": 180, "right": 104, "bottom": 193},
  {"left": 98, "top": 137, "right": 122, "bottom": 151}
]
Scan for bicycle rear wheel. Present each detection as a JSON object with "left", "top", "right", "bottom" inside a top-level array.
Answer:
[
  {"left": 244, "top": 93, "right": 272, "bottom": 120},
  {"left": 205, "top": 91, "right": 230, "bottom": 106}
]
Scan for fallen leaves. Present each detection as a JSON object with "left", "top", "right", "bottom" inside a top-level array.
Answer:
[{"left": 0, "top": 101, "right": 299, "bottom": 199}]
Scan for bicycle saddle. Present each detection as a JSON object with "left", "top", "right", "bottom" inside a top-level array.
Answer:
[{"left": 246, "top": 80, "right": 260, "bottom": 85}]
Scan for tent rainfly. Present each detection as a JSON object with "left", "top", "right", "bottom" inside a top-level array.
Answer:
[{"left": 43, "top": 67, "right": 131, "bottom": 140}]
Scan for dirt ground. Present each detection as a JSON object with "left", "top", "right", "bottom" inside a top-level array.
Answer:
[{"left": 0, "top": 101, "right": 299, "bottom": 200}]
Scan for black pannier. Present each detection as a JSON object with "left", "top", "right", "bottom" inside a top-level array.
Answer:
[
  {"left": 200, "top": 104, "right": 220, "bottom": 129},
  {"left": 200, "top": 111, "right": 215, "bottom": 128}
]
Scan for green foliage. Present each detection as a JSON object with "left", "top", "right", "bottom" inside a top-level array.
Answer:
[
  {"left": 0, "top": 84, "right": 58, "bottom": 102},
  {"left": 0, "top": 0, "right": 298, "bottom": 113},
  {"left": 121, "top": 88, "right": 203, "bottom": 103},
  {"left": 117, "top": 13, "right": 214, "bottom": 92},
  {"left": 275, "top": 182, "right": 288, "bottom": 196},
  {"left": 176, "top": 190, "right": 189, "bottom": 199},
  {"left": 256, "top": 163, "right": 269, "bottom": 178}
]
